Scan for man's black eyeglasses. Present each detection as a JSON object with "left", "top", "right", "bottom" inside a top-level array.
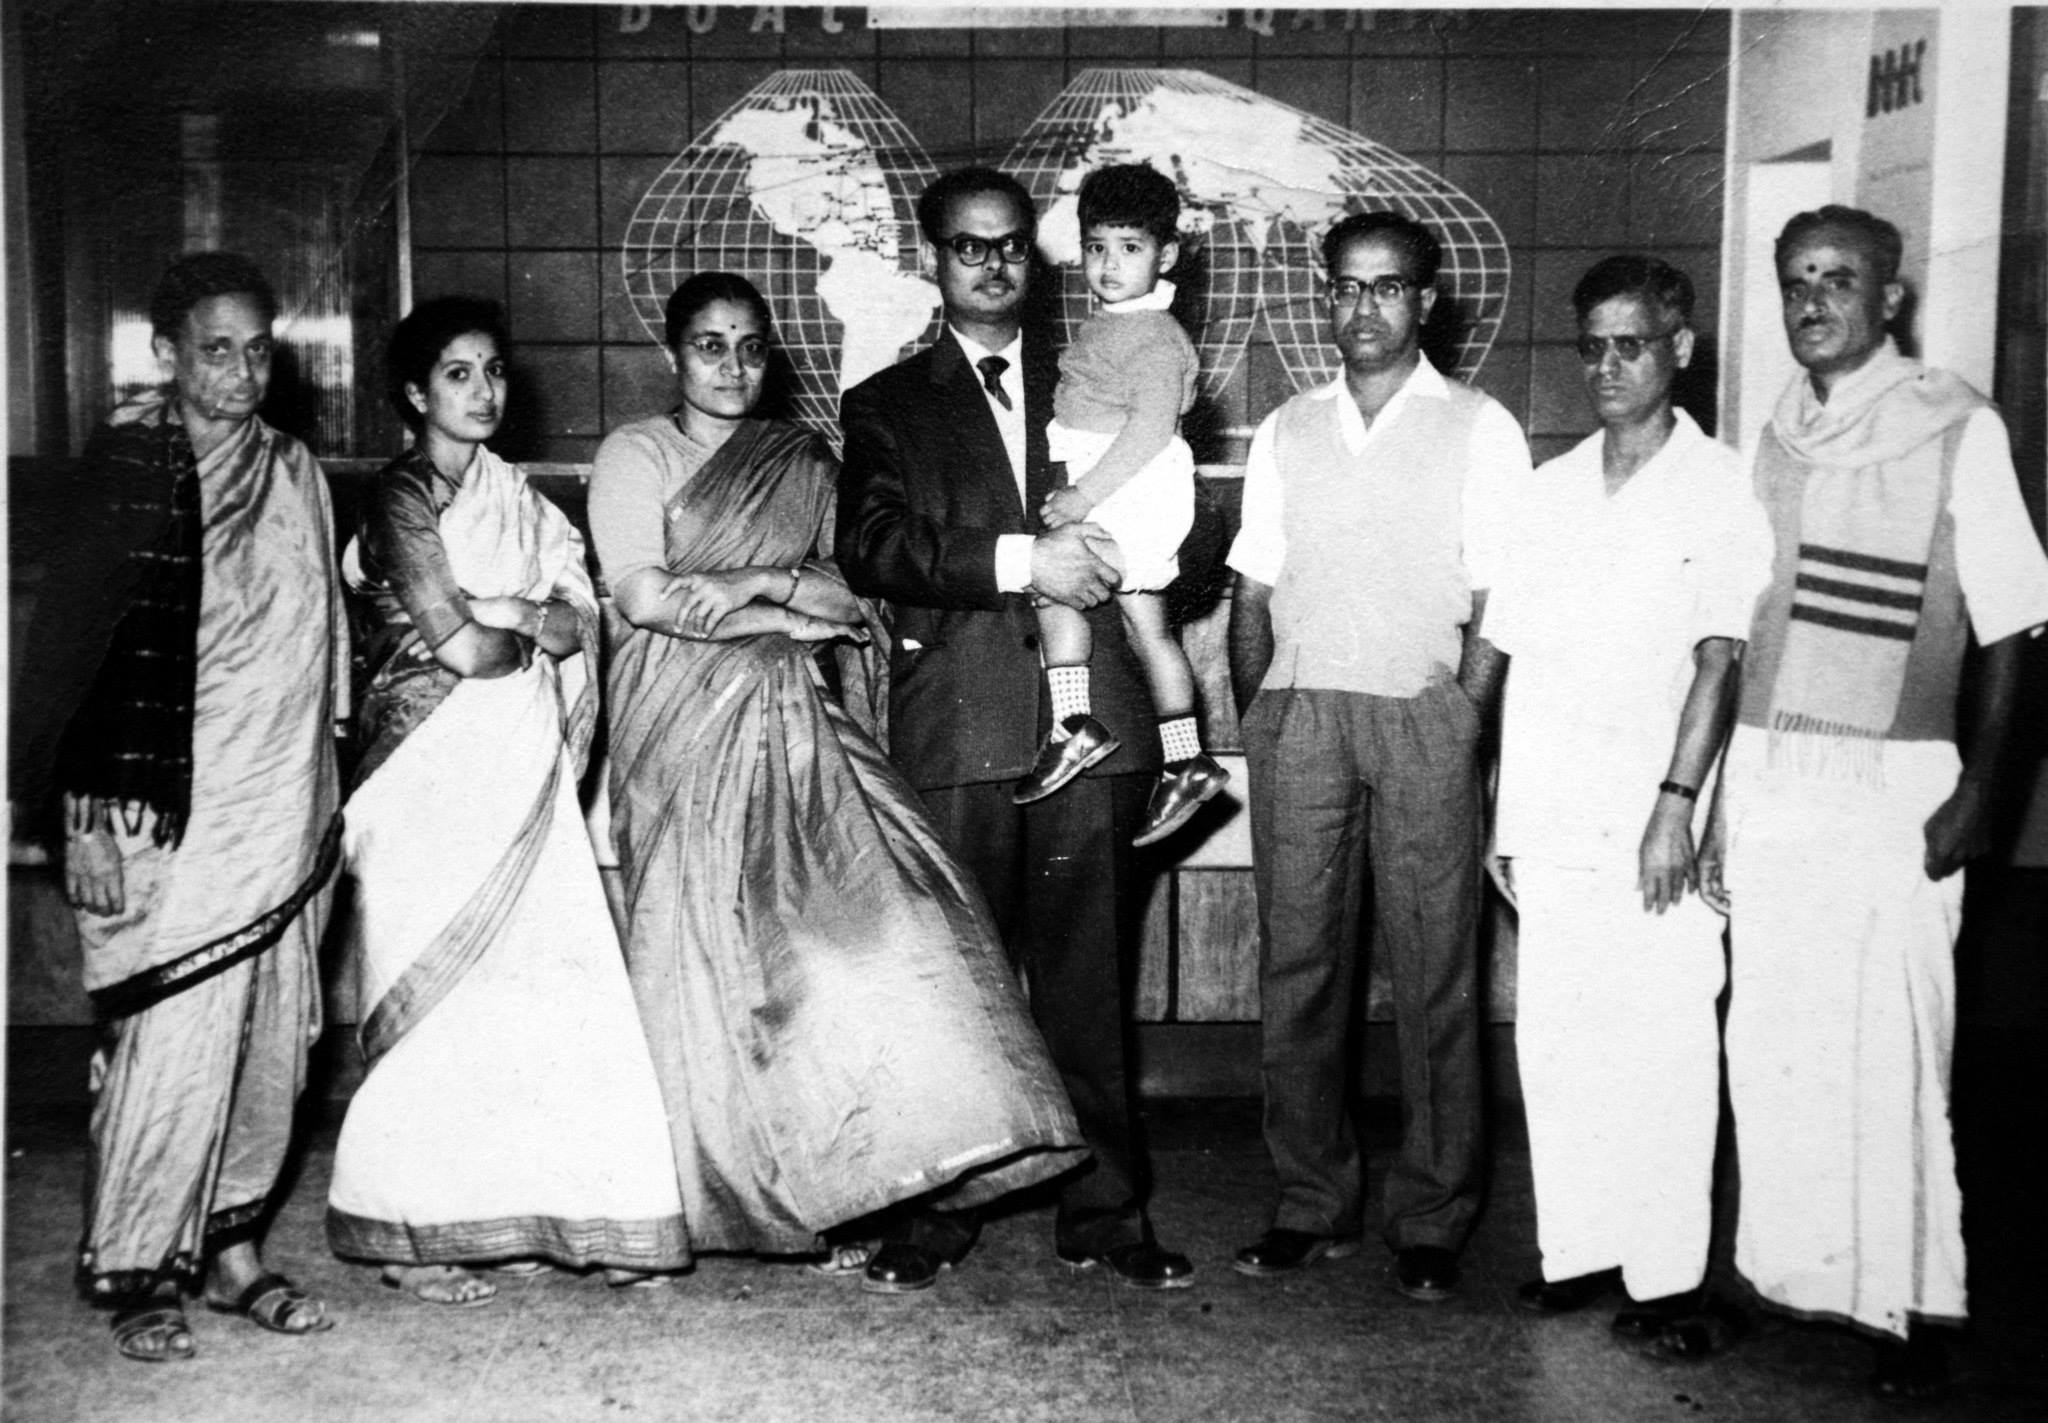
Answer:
[{"left": 934, "top": 231, "right": 1033, "bottom": 268}]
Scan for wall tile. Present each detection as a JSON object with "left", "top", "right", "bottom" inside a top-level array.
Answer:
[
  {"left": 1067, "top": 26, "right": 1162, "bottom": 60},
  {"left": 1468, "top": 342, "right": 1530, "bottom": 432},
  {"left": 1533, "top": 153, "right": 1629, "bottom": 246},
  {"left": 1536, "top": 57, "right": 1638, "bottom": 153},
  {"left": 1160, "top": 20, "right": 1254, "bottom": 59},
  {"left": 504, "top": 61, "right": 597, "bottom": 152},
  {"left": 1349, "top": 57, "right": 1442, "bottom": 154},
  {"left": 1252, "top": 10, "right": 1353, "bottom": 58},
  {"left": 507, "top": 156, "right": 598, "bottom": 247},
  {"left": 410, "top": 249, "right": 509, "bottom": 312},
  {"left": 601, "top": 266, "right": 656, "bottom": 345},
  {"left": 1484, "top": 245, "right": 1534, "bottom": 348},
  {"left": 876, "top": 23, "right": 969, "bottom": 57},
  {"left": 1263, "top": 57, "right": 1348, "bottom": 128},
  {"left": 409, "top": 155, "right": 505, "bottom": 248},
  {"left": 1629, "top": 152, "right": 1723, "bottom": 247},
  {"left": 1529, "top": 341, "right": 1595, "bottom": 440},
  {"left": 416, "top": 58, "right": 502, "bottom": 154},
  {"left": 1176, "top": 871, "right": 1260, "bottom": 1021},
  {"left": 1529, "top": 247, "right": 1605, "bottom": 343},
  {"left": 1348, "top": 10, "right": 1454, "bottom": 57},
  {"left": 599, "top": 62, "right": 692, "bottom": 155},
  {"left": 1630, "top": 48, "right": 1730, "bottom": 154},
  {"left": 691, "top": 60, "right": 782, "bottom": 130},
  {"left": 510, "top": 250, "right": 601, "bottom": 342},
  {"left": 783, "top": 8, "right": 876, "bottom": 59},
  {"left": 974, "top": 61, "right": 1068, "bottom": 156},
  {"left": 601, "top": 155, "right": 676, "bottom": 248},
  {"left": 877, "top": 60, "right": 973, "bottom": 166},
  {"left": 602, "top": 342, "right": 676, "bottom": 431},
  {"left": 1443, "top": 57, "right": 1536, "bottom": 152},
  {"left": 500, "top": 4, "right": 595, "bottom": 58},
  {"left": 595, "top": 6, "right": 693, "bottom": 58},
  {"left": 515, "top": 344, "right": 604, "bottom": 438},
  {"left": 972, "top": 25, "right": 1063, "bottom": 59},
  {"left": 690, "top": 8, "right": 792, "bottom": 58},
  {"left": 1440, "top": 153, "right": 1535, "bottom": 250}
]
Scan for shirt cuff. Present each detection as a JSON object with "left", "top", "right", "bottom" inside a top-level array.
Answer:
[{"left": 995, "top": 534, "right": 1035, "bottom": 594}]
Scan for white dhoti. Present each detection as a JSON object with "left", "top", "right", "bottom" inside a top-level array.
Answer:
[
  {"left": 1722, "top": 725, "right": 1967, "bottom": 1338},
  {"left": 1515, "top": 859, "right": 1724, "bottom": 1300}
]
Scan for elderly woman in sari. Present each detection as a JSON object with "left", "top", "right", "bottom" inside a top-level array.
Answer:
[
  {"left": 8, "top": 252, "right": 347, "bottom": 1360},
  {"left": 325, "top": 297, "right": 688, "bottom": 1305},
  {"left": 590, "top": 273, "right": 1084, "bottom": 1269}
]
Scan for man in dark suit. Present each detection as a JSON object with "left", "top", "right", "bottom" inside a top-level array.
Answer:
[{"left": 836, "top": 167, "right": 1194, "bottom": 1292}]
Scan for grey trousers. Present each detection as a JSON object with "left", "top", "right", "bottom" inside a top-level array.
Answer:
[{"left": 1243, "top": 682, "right": 1485, "bottom": 1252}]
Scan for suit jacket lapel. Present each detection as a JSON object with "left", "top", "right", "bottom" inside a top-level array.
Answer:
[{"left": 928, "top": 330, "right": 1026, "bottom": 528}]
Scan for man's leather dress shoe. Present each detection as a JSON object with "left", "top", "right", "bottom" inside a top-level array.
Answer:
[
  {"left": 860, "top": 1242, "right": 955, "bottom": 1295},
  {"left": 1232, "top": 1228, "right": 1362, "bottom": 1277},
  {"left": 1011, "top": 715, "right": 1120, "bottom": 804},
  {"left": 1056, "top": 1241, "right": 1195, "bottom": 1290},
  {"left": 1515, "top": 1268, "right": 1618, "bottom": 1314},
  {"left": 1609, "top": 1288, "right": 1700, "bottom": 1337},
  {"left": 1391, "top": 1246, "right": 1460, "bottom": 1301}
]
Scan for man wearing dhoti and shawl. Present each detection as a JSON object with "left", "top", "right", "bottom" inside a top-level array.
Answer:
[
  {"left": 1701, "top": 206, "right": 2048, "bottom": 1398},
  {"left": 9, "top": 252, "right": 349, "bottom": 1362}
]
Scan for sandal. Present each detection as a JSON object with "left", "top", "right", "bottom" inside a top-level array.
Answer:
[
  {"left": 488, "top": 1259, "right": 553, "bottom": 1277},
  {"left": 203, "top": 1271, "right": 333, "bottom": 1335},
  {"left": 111, "top": 1287, "right": 195, "bottom": 1363},
  {"left": 805, "top": 1241, "right": 877, "bottom": 1278},
  {"left": 380, "top": 1263, "right": 496, "bottom": 1308}
]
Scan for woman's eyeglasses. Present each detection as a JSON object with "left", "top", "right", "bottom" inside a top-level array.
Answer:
[
  {"left": 683, "top": 335, "right": 770, "bottom": 369},
  {"left": 1575, "top": 331, "right": 1679, "bottom": 364},
  {"left": 934, "top": 231, "right": 1033, "bottom": 268}
]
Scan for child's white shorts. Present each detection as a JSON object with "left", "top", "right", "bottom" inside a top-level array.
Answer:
[{"left": 1046, "top": 421, "right": 1195, "bottom": 593}]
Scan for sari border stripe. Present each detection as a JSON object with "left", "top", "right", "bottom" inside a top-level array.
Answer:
[
  {"left": 89, "top": 815, "right": 343, "bottom": 1019},
  {"left": 325, "top": 1206, "right": 693, "bottom": 1270},
  {"left": 357, "top": 756, "right": 561, "bottom": 1069}
]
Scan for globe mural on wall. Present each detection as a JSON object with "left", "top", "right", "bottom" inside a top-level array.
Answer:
[
  {"left": 621, "top": 70, "right": 943, "bottom": 437},
  {"left": 1006, "top": 69, "right": 1510, "bottom": 398},
  {"left": 623, "top": 68, "right": 1508, "bottom": 444}
]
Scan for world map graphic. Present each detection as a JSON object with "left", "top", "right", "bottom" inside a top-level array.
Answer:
[{"left": 623, "top": 68, "right": 1509, "bottom": 443}]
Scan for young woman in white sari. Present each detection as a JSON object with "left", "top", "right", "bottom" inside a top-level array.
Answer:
[{"left": 326, "top": 298, "right": 688, "bottom": 1305}]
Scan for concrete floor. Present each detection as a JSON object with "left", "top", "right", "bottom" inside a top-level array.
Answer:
[{"left": 6, "top": 1087, "right": 2046, "bottom": 1423}]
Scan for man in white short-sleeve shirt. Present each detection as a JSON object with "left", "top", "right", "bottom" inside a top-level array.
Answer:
[
  {"left": 1705, "top": 205, "right": 2048, "bottom": 1398},
  {"left": 1224, "top": 211, "right": 1530, "bottom": 1300},
  {"left": 1487, "top": 255, "right": 1770, "bottom": 1350}
]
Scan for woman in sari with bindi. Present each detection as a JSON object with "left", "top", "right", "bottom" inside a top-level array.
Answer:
[
  {"left": 326, "top": 297, "right": 688, "bottom": 1305},
  {"left": 590, "top": 273, "right": 1084, "bottom": 1267}
]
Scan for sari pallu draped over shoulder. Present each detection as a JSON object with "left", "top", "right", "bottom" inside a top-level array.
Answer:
[
  {"left": 52, "top": 394, "right": 348, "bottom": 1018},
  {"left": 341, "top": 445, "right": 600, "bottom": 1068},
  {"left": 604, "top": 418, "right": 1085, "bottom": 1256},
  {"left": 330, "top": 445, "right": 687, "bottom": 1271}
]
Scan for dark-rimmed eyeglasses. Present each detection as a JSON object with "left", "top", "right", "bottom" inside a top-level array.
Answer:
[
  {"left": 1327, "top": 276, "right": 1416, "bottom": 308},
  {"left": 934, "top": 231, "right": 1033, "bottom": 268},
  {"left": 1575, "top": 331, "right": 1679, "bottom": 364},
  {"left": 682, "top": 334, "right": 770, "bottom": 368}
]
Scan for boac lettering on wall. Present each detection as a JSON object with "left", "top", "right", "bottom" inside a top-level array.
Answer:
[{"left": 1867, "top": 38, "right": 1928, "bottom": 118}]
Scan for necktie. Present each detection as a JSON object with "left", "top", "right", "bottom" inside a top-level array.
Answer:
[{"left": 976, "top": 355, "right": 1013, "bottom": 411}]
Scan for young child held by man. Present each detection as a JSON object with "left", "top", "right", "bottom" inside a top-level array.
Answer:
[{"left": 1014, "top": 162, "right": 1229, "bottom": 847}]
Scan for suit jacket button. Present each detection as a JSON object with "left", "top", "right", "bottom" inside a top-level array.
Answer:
[{"left": 1023, "top": 634, "right": 1038, "bottom": 650}]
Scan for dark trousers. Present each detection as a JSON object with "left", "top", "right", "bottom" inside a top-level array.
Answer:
[
  {"left": 1242, "top": 683, "right": 1485, "bottom": 1253},
  {"left": 887, "top": 773, "right": 1154, "bottom": 1259}
]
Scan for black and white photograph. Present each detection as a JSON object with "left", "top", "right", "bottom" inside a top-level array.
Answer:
[{"left": 5, "top": 2, "right": 2046, "bottom": 1418}]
